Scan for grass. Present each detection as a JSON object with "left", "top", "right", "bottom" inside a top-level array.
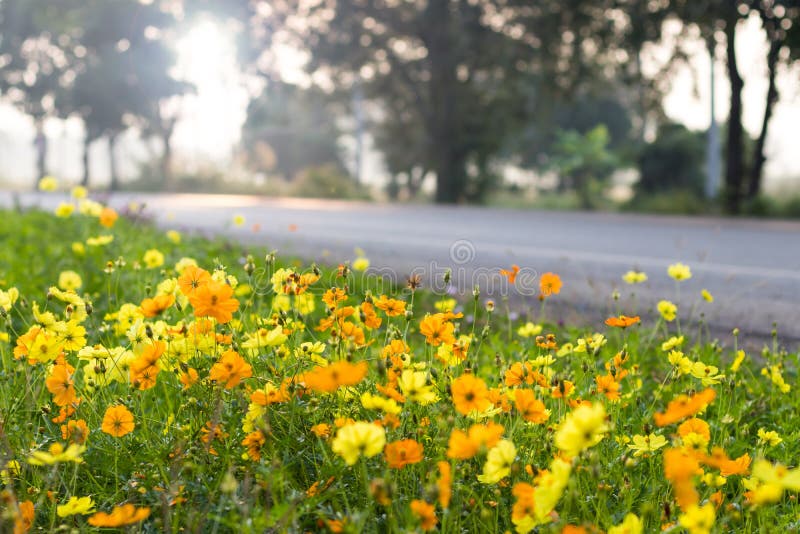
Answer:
[{"left": 1, "top": 195, "right": 799, "bottom": 533}]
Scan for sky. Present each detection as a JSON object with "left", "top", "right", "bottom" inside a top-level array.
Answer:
[{"left": 0, "top": 13, "right": 798, "bottom": 192}]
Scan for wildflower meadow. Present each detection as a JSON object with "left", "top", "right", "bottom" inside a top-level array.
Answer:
[{"left": 2, "top": 190, "right": 800, "bottom": 533}]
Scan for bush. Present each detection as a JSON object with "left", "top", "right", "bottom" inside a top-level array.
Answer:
[
  {"left": 635, "top": 123, "right": 705, "bottom": 198},
  {"left": 291, "top": 164, "right": 371, "bottom": 200}
]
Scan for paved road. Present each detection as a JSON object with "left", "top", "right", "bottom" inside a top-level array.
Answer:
[{"left": 5, "top": 192, "right": 800, "bottom": 346}]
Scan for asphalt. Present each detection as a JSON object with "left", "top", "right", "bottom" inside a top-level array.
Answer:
[{"left": 4, "top": 191, "right": 800, "bottom": 349}]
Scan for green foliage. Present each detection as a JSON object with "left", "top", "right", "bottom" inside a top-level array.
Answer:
[
  {"left": 290, "top": 164, "right": 370, "bottom": 200},
  {"left": 635, "top": 123, "right": 706, "bottom": 198},
  {"left": 550, "top": 125, "right": 618, "bottom": 209},
  {"left": 2, "top": 207, "right": 800, "bottom": 532}
]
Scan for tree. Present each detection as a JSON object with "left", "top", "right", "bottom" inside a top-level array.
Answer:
[
  {"left": 64, "top": 0, "right": 189, "bottom": 189},
  {"left": 746, "top": 0, "right": 800, "bottom": 200},
  {"left": 0, "top": 0, "right": 83, "bottom": 184},
  {"left": 550, "top": 125, "right": 618, "bottom": 209},
  {"left": 241, "top": 81, "right": 345, "bottom": 182},
  {"left": 635, "top": 122, "right": 706, "bottom": 197}
]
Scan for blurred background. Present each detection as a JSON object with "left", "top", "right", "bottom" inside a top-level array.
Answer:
[{"left": 1, "top": 0, "right": 799, "bottom": 216}]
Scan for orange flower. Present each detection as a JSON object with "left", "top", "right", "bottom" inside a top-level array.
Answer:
[
  {"left": 539, "top": 272, "right": 562, "bottom": 297},
  {"left": 451, "top": 374, "right": 490, "bottom": 415},
  {"left": 513, "top": 389, "right": 549, "bottom": 423},
  {"left": 384, "top": 439, "right": 424, "bottom": 469},
  {"left": 87, "top": 504, "right": 150, "bottom": 527},
  {"left": 101, "top": 405, "right": 135, "bottom": 437},
  {"left": 61, "top": 419, "right": 89, "bottom": 444},
  {"left": 188, "top": 280, "right": 239, "bottom": 323},
  {"left": 678, "top": 418, "right": 710, "bottom": 442},
  {"left": 437, "top": 461, "right": 452, "bottom": 509},
  {"left": 322, "top": 287, "right": 347, "bottom": 308},
  {"left": 700, "top": 448, "right": 751, "bottom": 476},
  {"left": 14, "top": 500, "right": 34, "bottom": 534},
  {"left": 410, "top": 499, "right": 437, "bottom": 531},
  {"left": 551, "top": 379, "right": 575, "bottom": 399},
  {"left": 209, "top": 350, "right": 252, "bottom": 389},
  {"left": 178, "top": 265, "right": 211, "bottom": 296},
  {"left": 419, "top": 314, "right": 456, "bottom": 346},
  {"left": 301, "top": 360, "right": 368, "bottom": 393},
  {"left": 98, "top": 207, "right": 118, "bottom": 228},
  {"left": 361, "top": 301, "right": 382, "bottom": 329},
  {"left": 242, "top": 430, "right": 267, "bottom": 460},
  {"left": 140, "top": 294, "right": 175, "bottom": 318},
  {"left": 595, "top": 374, "right": 621, "bottom": 401},
  {"left": 250, "top": 383, "right": 290, "bottom": 406},
  {"left": 447, "top": 429, "right": 479, "bottom": 460},
  {"left": 311, "top": 423, "right": 331, "bottom": 438},
  {"left": 654, "top": 388, "right": 716, "bottom": 427},
  {"left": 663, "top": 448, "right": 702, "bottom": 510},
  {"left": 500, "top": 264, "right": 520, "bottom": 284},
  {"left": 179, "top": 367, "right": 199, "bottom": 389},
  {"left": 129, "top": 341, "right": 166, "bottom": 390},
  {"left": 604, "top": 315, "right": 640, "bottom": 328},
  {"left": 447, "top": 422, "right": 504, "bottom": 460},
  {"left": 512, "top": 482, "right": 536, "bottom": 523},
  {"left": 374, "top": 295, "right": 406, "bottom": 316},
  {"left": 45, "top": 361, "right": 77, "bottom": 407}
]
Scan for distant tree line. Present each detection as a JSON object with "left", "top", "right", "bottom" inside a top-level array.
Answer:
[{"left": 1, "top": 0, "right": 798, "bottom": 213}]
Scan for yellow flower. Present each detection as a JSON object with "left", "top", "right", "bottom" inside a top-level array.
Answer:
[
  {"left": 434, "top": 298, "right": 457, "bottom": 312},
  {"left": 622, "top": 270, "right": 647, "bottom": 284},
  {"left": 608, "top": 513, "right": 643, "bottom": 534},
  {"left": 762, "top": 365, "right": 791, "bottom": 393},
  {"left": 38, "top": 175, "right": 58, "bottom": 191},
  {"left": 748, "top": 460, "right": 800, "bottom": 504},
  {"left": 143, "top": 249, "right": 165, "bottom": 269},
  {"left": 0, "top": 287, "right": 19, "bottom": 311},
  {"left": 86, "top": 235, "right": 113, "bottom": 246},
  {"left": 72, "top": 242, "right": 85, "bottom": 256},
  {"left": 477, "top": 439, "right": 516, "bottom": 484},
  {"left": 657, "top": 300, "right": 677, "bottom": 322},
  {"left": 361, "top": 392, "right": 402, "bottom": 415},
  {"left": 668, "top": 262, "right": 692, "bottom": 281},
  {"left": 331, "top": 422, "right": 386, "bottom": 465},
  {"left": 627, "top": 433, "right": 667, "bottom": 457},
  {"left": 71, "top": 185, "right": 88, "bottom": 199},
  {"left": 678, "top": 503, "right": 715, "bottom": 534},
  {"left": 398, "top": 369, "right": 438, "bottom": 405},
  {"left": 233, "top": 214, "right": 245, "bottom": 226},
  {"left": 352, "top": 257, "right": 370, "bottom": 271},
  {"left": 1, "top": 459, "right": 20, "bottom": 484},
  {"left": 517, "top": 322, "right": 543, "bottom": 338},
  {"left": 701, "top": 289, "right": 713, "bottom": 302},
  {"left": 58, "top": 270, "right": 82, "bottom": 292},
  {"left": 166, "top": 230, "right": 181, "bottom": 244},
  {"left": 757, "top": 428, "right": 782, "bottom": 447},
  {"left": 28, "top": 442, "right": 85, "bottom": 465},
  {"left": 689, "top": 361, "right": 725, "bottom": 386},
  {"left": 667, "top": 350, "right": 692, "bottom": 375},
  {"left": 55, "top": 202, "right": 74, "bottom": 217},
  {"left": 661, "top": 335, "right": 684, "bottom": 351},
  {"left": 730, "top": 350, "right": 746, "bottom": 372},
  {"left": 296, "top": 292, "right": 316, "bottom": 315},
  {"left": 57, "top": 496, "right": 95, "bottom": 517},
  {"left": 555, "top": 402, "right": 608, "bottom": 457}
]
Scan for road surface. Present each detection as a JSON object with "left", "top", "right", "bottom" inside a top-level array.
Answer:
[{"left": 5, "top": 192, "right": 800, "bottom": 347}]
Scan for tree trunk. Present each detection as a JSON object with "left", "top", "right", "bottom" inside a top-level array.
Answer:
[
  {"left": 81, "top": 134, "right": 91, "bottom": 187},
  {"left": 108, "top": 132, "right": 120, "bottom": 191},
  {"left": 160, "top": 117, "right": 176, "bottom": 190},
  {"left": 748, "top": 38, "right": 781, "bottom": 200},
  {"left": 723, "top": 14, "right": 745, "bottom": 214},
  {"left": 34, "top": 119, "right": 48, "bottom": 187},
  {"left": 426, "top": 0, "right": 465, "bottom": 204}
]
